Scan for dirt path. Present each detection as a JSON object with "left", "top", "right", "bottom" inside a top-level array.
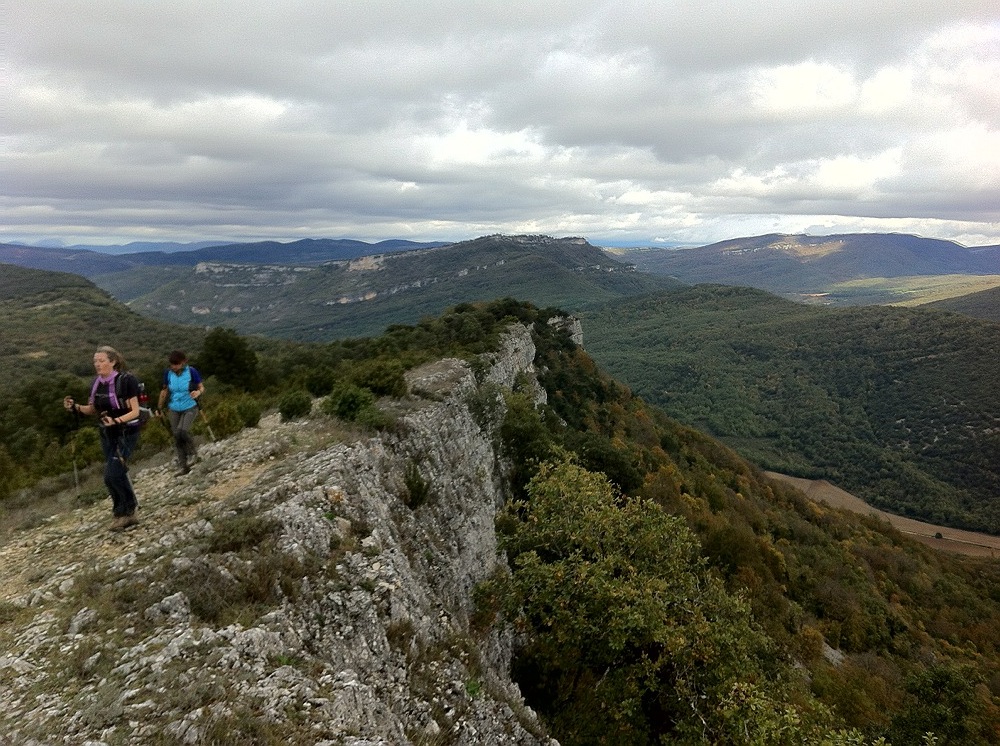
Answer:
[
  {"left": 765, "top": 471, "right": 1000, "bottom": 558},
  {"left": 0, "top": 414, "right": 322, "bottom": 605}
]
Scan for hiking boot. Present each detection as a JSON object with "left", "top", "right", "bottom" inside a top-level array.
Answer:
[
  {"left": 175, "top": 463, "right": 191, "bottom": 476},
  {"left": 111, "top": 514, "right": 140, "bottom": 532}
]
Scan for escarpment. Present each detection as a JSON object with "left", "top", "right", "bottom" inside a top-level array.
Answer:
[{"left": 0, "top": 323, "right": 553, "bottom": 745}]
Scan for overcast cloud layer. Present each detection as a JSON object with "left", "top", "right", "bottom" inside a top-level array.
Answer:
[{"left": 4, "top": 1, "right": 1000, "bottom": 247}]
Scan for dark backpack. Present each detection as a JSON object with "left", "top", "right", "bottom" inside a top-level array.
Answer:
[{"left": 90, "top": 371, "right": 154, "bottom": 428}]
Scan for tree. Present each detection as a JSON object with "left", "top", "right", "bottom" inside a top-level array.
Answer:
[
  {"left": 488, "top": 458, "right": 831, "bottom": 745},
  {"left": 888, "top": 664, "right": 991, "bottom": 745},
  {"left": 197, "top": 328, "right": 258, "bottom": 390}
]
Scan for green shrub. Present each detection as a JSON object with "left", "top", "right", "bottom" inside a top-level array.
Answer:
[
  {"left": 305, "top": 367, "right": 337, "bottom": 397},
  {"left": 359, "top": 406, "right": 394, "bottom": 431},
  {"left": 234, "top": 396, "right": 262, "bottom": 427},
  {"left": 200, "top": 402, "right": 245, "bottom": 439},
  {"left": 490, "top": 458, "right": 804, "bottom": 745},
  {"left": 139, "top": 416, "right": 172, "bottom": 450},
  {"left": 349, "top": 357, "right": 407, "bottom": 397},
  {"left": 197, "top": 327, "right": 258, "bottom": 391},
  {"left": 402, "top": 460, "right": 430, "bottom": 509},
  {"left": 278, "top": 389, "right": 312, "bottom": 421},
  {"left": 322, "top": 383, "right": 375, "bottom": 421}
]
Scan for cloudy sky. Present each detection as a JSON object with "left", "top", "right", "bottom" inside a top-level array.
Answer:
[{"left": 5, "top": 1, "right": 1000, "bottom": 248}]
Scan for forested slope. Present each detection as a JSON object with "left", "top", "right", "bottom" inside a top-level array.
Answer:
[{"left": 583, "top": 284, "right": 1000, "bottom": 533}]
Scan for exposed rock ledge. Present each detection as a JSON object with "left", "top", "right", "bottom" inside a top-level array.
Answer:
[{"left": 0, "top": 324, "right": 555, "bottom": 745}]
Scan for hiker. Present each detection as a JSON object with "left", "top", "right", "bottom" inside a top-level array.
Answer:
[
  {"left": 63, "top": 345, "right": 141, "bottom": 531},
  {"left": 158, "top": 349, "right": 204, "bottom": 476}
]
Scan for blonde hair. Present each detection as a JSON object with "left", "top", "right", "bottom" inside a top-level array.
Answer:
[{"left": 95, "top": 345, "right": 126, "bottom": 371}]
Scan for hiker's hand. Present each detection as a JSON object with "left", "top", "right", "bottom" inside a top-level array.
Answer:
[{"left": 64, "top": 396, "right": 75, "bottom": 411}]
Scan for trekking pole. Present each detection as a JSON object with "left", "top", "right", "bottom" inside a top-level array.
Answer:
[
  {"left": 68, "top": 404, "right": 81, "bottom": 498},
  {"left": 197, "top": 401, "right": 217, "bottom": 442},
  {"left": 71, "top": 436, "right": 80, "bottom": 497},
  {"left": 157, "top": 409, "right": 173, "bottom": 436}
]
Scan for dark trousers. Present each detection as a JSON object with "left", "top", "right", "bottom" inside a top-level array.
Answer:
[
  {"left": 168, "top": 407, "right": 199, "bottom": 466},
  {"left": 100, "top": 426, "right": 139, "bottom": 517}
]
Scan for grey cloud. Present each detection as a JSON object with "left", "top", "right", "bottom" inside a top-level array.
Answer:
[{"left": 4, "top": 0, "right": 999, "bottom": 246}]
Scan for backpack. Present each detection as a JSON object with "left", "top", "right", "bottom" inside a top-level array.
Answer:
[{"left": 90, "top": 371, "right": 154, "bottom": 428}]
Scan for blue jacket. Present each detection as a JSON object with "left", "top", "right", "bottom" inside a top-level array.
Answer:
[{"left": 163, "top": 365, "right": 203, "bottom": 412}]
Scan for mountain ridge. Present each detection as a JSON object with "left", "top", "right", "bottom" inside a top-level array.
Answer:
[
  {"left": 625, "top": 232, "right": 1000, "bottom": 304},
  {"left": 0, "top": 238, "right": 448, "bottom": 277},
  {"left": 122, "top": 234, "right": 679, "bottom": 340}
]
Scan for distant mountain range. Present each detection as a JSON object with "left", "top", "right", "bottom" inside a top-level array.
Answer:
[
  {"left": 7, "top": 231, "right": 1000, "bottom": 333},
  {"left": 117, "top": 234, "right": 680, "bottom": 340},
  {"left": 2, "top": 233, "right": 680, "bottom": 341},
  {"left": 0, "top": 238, "right": 447, "bottom": 277},
  {"left": 621, "top": 233, "right": 1000, "bottom": 305},
  {"left": 44, "top": 240, "right": 231, "bottom": 254}
]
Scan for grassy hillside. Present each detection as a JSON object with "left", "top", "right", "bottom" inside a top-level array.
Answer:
[
  {"left": 0, "top": 264, "right": 206, "bottom": 388},
  {"left": 582, "top": 284, "right": 1000, "bottom": 534},
  {"left": 826, "top": 274, "right": 1000, "bottom": 306},
  {"left": 125, "top": 234, "right": 681, "bottom": 340},
  {"left": 925, "top": 284, "right": 1000, "bottom": 322}
]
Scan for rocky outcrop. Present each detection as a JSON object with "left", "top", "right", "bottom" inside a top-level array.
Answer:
[{"left": 0, "top": 324, "right": 553, "bottom": 745}]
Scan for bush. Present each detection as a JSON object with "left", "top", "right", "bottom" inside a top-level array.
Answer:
[
  {"left": 402, "top": 460, "right": 430, "bottom": 508},
  {"left": 234, "top": 396, "right": 262, "bottom": 427},
  {"left": 349, "top": 358, "right": 407, "bottom": 397},
  {"left": 305, "top": 367, "right": 337, "bottom": 397},
  {"left": 278, "top": 390, "right": 312, "bottom": 421},
  {"left": 197, "top": 328, "right": 258, "bottom": 391},
  {"left": 139, "top": 416, "right": 172, "bottom": 450},
  {"left": 353, "top": 404, "right": 394, "bottom": 431},
  {"left": 321, "top": 383, "right": 375, "bottom": 421},
  {"left": 201, "top": 402, "right": 246, "bottom": 439}
]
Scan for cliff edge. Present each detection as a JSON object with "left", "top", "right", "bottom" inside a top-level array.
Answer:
[{"left": 0, "top": 324, "right": 552, "bottom": 745}]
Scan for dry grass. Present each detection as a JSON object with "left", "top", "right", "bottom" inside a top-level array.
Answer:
[
  {"left": 828, "top": 274, "right": 1000, "bottom": 306},
  {"left": 766, "top": 471, "right": 1000, "bottom": 557}
]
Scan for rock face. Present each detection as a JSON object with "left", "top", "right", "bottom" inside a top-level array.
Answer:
[{"left": 0, "top": 324, "right": 553, "bottom": 745}]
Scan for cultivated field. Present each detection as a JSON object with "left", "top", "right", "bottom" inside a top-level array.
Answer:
[{"left": 766, "top": 472, "right": 1000, "bottom": 558}]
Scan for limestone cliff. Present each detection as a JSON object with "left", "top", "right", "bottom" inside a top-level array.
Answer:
[{"left": 0, "top": 324, "right": 553, "bottom": 745}]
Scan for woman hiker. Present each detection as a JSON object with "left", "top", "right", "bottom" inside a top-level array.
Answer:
[
  {"left": 158, "top": 349, "right": 205, "bottom": 475},
  {"left": 63, "top": 345, "right": 142, "bottom": 532}
]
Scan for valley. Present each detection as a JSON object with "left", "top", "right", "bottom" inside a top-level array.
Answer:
[{"left": 582, "top": 283, "right": 1000, "bottom": 535}]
